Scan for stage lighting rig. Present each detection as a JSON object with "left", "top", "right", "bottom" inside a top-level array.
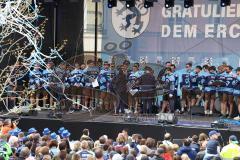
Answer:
[
  {"left": 184, "top": 0, "right": 194, "bottom": 8},
  {"left": 123, "top": 0, "right": 135, "bottom": 8},
  {"left": 165, "top": 0, "right": 174, "bottom": 8},
  {"left": 144, "top": 0, "right": 157, "bottom": 8},
  {"left": 221, "top": 0, "right": 231, "bottom": 7},
  {"left": 108, "top": 0, "right": 117, "bottom": 8}
]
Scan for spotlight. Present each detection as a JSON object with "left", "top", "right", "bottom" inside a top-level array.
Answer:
[
  {"left": 126, "top": 0, "right": 135, "bottom": 8},
  {"left": 221, "top": 0, "right": 231, "bottom": 7},
  {"left": 108, "top": 0, "right": 117, "bottom": 8},
  {"left": 184, "top": 0, "right": 194, "bottom": 8},
  {"left": 165, "top": 0, "right": 174, "bottom": 8},
  {"left": 144, "top": 0, "right": 153, "bottom": 8}
]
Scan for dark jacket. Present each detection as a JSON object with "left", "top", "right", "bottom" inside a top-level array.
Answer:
[
  {"left": 177, "top": 146, "right": 197, "bottom": 160},
  {"left": 137, "top": 72, "right": 155, "bottom": 98},
  {"left": 157, "top": 67, "right": 167, "bottom": 81},
  {"left": 112, "top": 71, "right": 128, "bottom": 94},
  {"left": 190, "top": 142, "right": 200, "bottom": 153}
]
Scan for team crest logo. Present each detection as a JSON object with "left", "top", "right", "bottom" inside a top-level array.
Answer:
[{"left": 112, "top": 0, "right": 150, "bottom": 39}]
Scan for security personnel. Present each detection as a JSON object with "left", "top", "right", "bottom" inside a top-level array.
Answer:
[
  {"left": 29, "top": 63, "right": 42, "bottom": 107},
  {"left": 220, "top": 135, "right": 240, "bottom": 159}
]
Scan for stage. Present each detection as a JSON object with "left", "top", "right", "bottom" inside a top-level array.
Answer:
[{"left": 1, "top": 109, "right": 240, "bottom": 143}]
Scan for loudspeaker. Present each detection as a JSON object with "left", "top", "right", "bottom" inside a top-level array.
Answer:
[
  {"left": 157, "top": 113, "right": 178, "bottom": 124},
  {"left": 123, "top": 109, "right": 138, "bottom": 122},
  {"left": 191, "top": 106, "right": 204, "bottom": 116},
  {"left": 211, "top": 120, "right": 229, "bottom": 129}
]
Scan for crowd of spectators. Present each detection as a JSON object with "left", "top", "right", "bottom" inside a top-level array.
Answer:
[{"left": 0, "top": 119, "right": 240, "bottom": 160}]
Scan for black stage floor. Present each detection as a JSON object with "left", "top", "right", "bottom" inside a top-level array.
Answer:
[{"left": 1, "top": 110, "right": 240, "bottom": 143}]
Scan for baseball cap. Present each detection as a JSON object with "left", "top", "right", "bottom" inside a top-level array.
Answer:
[
  {"left": 229, "top": 135, "right": 239, "bottom": 144},
  {"left": 208, "top": 130, "right": 219, "bottom": 137}
]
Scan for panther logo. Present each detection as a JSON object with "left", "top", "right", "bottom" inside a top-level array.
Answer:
[{"left": 112, "top": 0, "right": 150, "bottom": 39}]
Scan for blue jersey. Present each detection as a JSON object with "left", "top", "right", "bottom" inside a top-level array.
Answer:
[
  {"left": 69, "top": 69, "right": 85, "bottom": 87},
  {"left": 42, "top": 69, "right": 54, "bottom": 87},
  {"left": 84, "top": 67, "right": 100, "bottom": 87},
  {"left": 29, "top": 69, "right": 42, "bottom": 89},
  {"left": 128, "top": 71, "right": 142, "bottom": 83},
  {"left": 64, "top": 72, "right": 72, "bottom": 88},
  {"left": 190, "top": 72, "right": 201, "bottom": 89},
  {"left": 215, "top": 72, "right": 227, "bottom": 93},
  {"left": 233, "top": 76, "right": 240, "bottom": 96},
  {"left": 98, "top": 69, "right": 111, "bottom": 91},
  {"left": 199, "top": 71, "right": 208, "bottom": 78},
  {"left": 203, "top": 72, "right": 216, "bottom": 93},
  {"left": 224, "top": 74, "right": 235, "bottom": 94},
  {"left": 180, "top": 73, "right": 191, "bottom": 89},
  {"left": 162, "top": 73, "right": 176, "bottom": 93},
  {"left": 198, "top": 71, "right": 208, "bottom": 89}
]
